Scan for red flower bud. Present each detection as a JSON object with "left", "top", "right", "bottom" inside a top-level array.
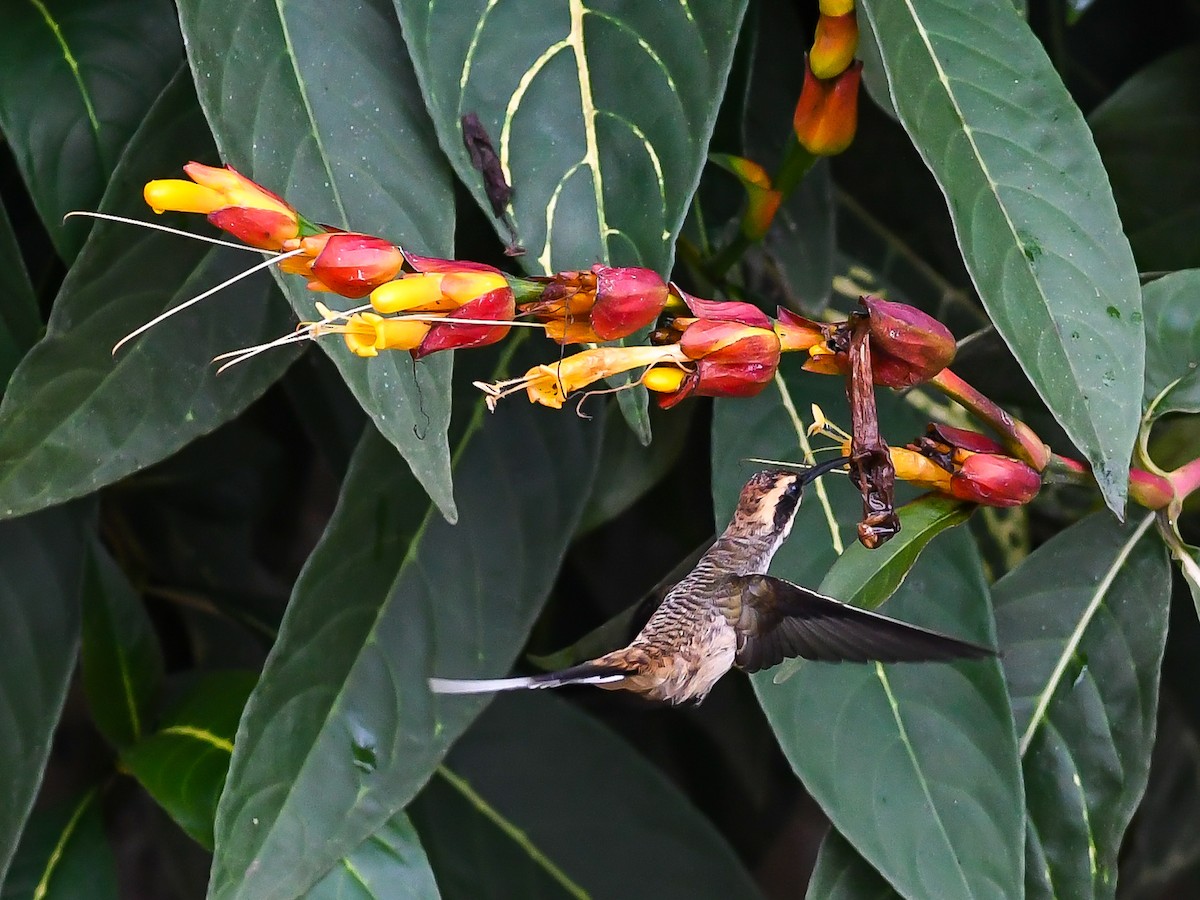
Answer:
[
  {"left": 657, "top": 318, "right": 781, "bottom": 407},
  {"left": 208, "top": 207, "right": 300, "bottom": 251},
  {"left": 413, "top": 286, "right": 514, "bottom": 358},
  {"left": 949, "top": 453, "right": 1042, "bottom": 507},
  {"left": 793, "top": 58, "right": 862, "bottom": 156},
  {"left": 305, "top": 233, "right": 405, "bottom": 298},
  {"left": 521, "top": 265, "right": 668, "bottom": 344},
  {"left": 860, "top": 296, "right": 956, "bottom": 387},
  {"left": 590, "top": 266, "right": 668, "bottom": 340}
]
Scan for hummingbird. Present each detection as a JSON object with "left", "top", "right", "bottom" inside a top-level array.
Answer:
[{"left": 429, "top": 458, "right": 993, "bottom": 704}]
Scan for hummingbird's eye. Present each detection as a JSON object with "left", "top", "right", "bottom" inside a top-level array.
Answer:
[{"left": 784, "top": 478, "right": 801, "bottom": 499}]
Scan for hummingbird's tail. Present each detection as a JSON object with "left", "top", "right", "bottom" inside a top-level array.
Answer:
[{"left": 428, "top": 662, "right": 630, "bottom": 695}]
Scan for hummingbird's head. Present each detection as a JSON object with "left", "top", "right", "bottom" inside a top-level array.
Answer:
[{"left": 732, "top": 470, "right": 805, "bottom": 545}]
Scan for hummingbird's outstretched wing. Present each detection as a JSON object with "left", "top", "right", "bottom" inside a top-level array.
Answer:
[{"left": 731, "top": 574, "right": 995, "bottom": 673}]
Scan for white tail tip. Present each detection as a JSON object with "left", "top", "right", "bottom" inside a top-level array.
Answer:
[{"left": 428, "top": 672, "right": 626, "bottom": 695}]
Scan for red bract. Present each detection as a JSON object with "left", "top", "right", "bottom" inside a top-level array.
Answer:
[
  {"left": 304, "top": 233, "right": 405, "bottom": 298},
  {"left": 523, "top": 265, "right": 668, "bottom": 343},
  {"left": 657, "top": 318, "right": 781, "bottom": 408},
  {"left": 949, "top": 453, "right": 1042, "bottom": 507},
  {"left": 414, "top": 286, "right": 515, "bottom": 358},
  {"left": 860, "top": 297, "right": 956, "bottom": 387}
]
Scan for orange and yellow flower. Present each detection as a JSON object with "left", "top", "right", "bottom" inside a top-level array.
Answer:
[{"left": 144, "top": 162, "right": 300, "bottom": 250}]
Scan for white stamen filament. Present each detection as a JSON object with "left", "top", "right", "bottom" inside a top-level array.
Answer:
[
  {"left": 65, "top": 211, "right": 265, "bottom": 254},
  {"left": 112, "top": 248, "right": 307, "bottom": 355}
]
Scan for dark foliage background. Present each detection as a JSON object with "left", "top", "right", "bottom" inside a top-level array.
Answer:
[{"left": 1, "top": 1, "right": 1199, "bottom": 898}]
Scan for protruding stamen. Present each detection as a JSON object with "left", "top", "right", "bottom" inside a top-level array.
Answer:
[
  {"left": 64, "top": 211, "right": 264, "bottom": 253},
  {"left": 112, "top": 248, "right": 307, "bottom": 355}
]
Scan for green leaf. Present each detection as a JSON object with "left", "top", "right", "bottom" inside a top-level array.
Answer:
[
  {"left": 410, "top": 692, "right": 760, "bottom": 900},
  {"left": 121, "top": 670, "right": 257, "bottom": 850},
  {"left": 80, "top": 540, "right": 164, "bottom": 749},
  {"left": 0, "top": 197, "right": 40, "bottom": 390},
  {"left": 304, "top": 814, "right": 440, "bottom": 900},
  {"left": 0, "top": 0, "right": 181, "bottom": 260},
  {"left": 0, "top": 69, "right": 298, "bottom": 521},
  {"left": 1091, "top": 45, "right": 1200, "bottom": 274},
  {"left": 177, "top": 0, "right": 459, "bottom": 521},
  {"left": 0, "top": 504, "right": 90, "bottom": 885},
  {"left": 806, "top": 830, "right": 900, "bottom": 900},
  {"left": 1141, "top": 269, "right": 1200, "bottom": 408},
  {"left": 773, "top": 494, "right": 972, "bottom": 683},
  {"left": 759, "top": 530, "right": 1022, "bottom": 899},
  {"left": 713, "top": 361, "right": 1024, "bottom": 898},
  {"left": 392, "top": 0, "right": 747, "bottom": 277},
  {"left": 993, "top": 512, "right": 1170, "bottom": 898},
  {"left": 858, "top": 0, "right": 1143, "bottom": 515},
  {"left": 1, "top": 790, "right": 117, "bottom": 900},
  {"left": 207, "top": 359, "right": 604, "bottom": 900}
]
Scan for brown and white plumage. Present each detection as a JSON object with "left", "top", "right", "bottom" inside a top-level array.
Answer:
[{"left": 430, "top": 461, "right": 993, "bottom": 704}]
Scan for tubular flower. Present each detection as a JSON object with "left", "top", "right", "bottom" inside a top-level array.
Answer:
[
  {"left": 368, "top": 255, "right": 515, "bottom": 358},
  {"left": 810, "top": 12, "right": 859, "bottom": 79},
  {"left": 477, "top": 345, "right": 688, "bottom": 411},
  {"left": 648, "top": 293, "right": 782, "bottom": 409},
  {"left": 144, "top": 162, "right": 300, "bottom": 250},
  {"left": 780, "top": 296, "right": 955, "bottom": 388},
  {"left": 793, "top": 58, "right": 863, "bottom": 156},
  {"left": 326, "top": 312, "right": 431, "bottom": 358},
  {"left": 906, "top": 424, "right": 1042, "bottom": 506},
  {"left": 277, "top": 232, "right": 405, "bottom": 298},
  {"left": 521, "top": 265, "right": 668, "bottom": 344},
  {"left": 810, "top": 411, "right": 1042, "bottom": 508}
]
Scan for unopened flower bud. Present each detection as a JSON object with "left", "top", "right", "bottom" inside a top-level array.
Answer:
[
  {"left": 949, "top": 453, "right": 1042, "bottom": 507},
  {"left": 859, "top": 296, "right": 956, "bottom": 387},
  {"left": 810, "top": 13, "right": 859, "bottom": 79},
  {"left": 793, "top": 58, "right": 862, "bottom": 156}
]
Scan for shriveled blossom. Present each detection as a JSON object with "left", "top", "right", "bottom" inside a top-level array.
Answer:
[{"left": 779, "top": 296, "right": 956, "bottom": 388}]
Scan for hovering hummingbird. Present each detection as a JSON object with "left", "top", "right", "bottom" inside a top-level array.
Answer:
[{"left": 430, "top": 458, "right": 993, "bottom": 704}]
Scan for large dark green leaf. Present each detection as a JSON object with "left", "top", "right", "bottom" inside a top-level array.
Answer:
[
  {"left": 0, "top": 198, "right": 39, "bottom": 390},
  {"left": 0, "top": 70, "right": 297, "bottom": 521},
  {"left": 0, "top": 790, "right": 117, "bottom": 900},
  {"left": 122, "top": 671, "right": 257, "bottom": 850},
  {"left": 207, "top": 366, "right": 604, "bottom": 899},
  {"left": 1141, "top": 269, "right": 1200, "bottom": 408},
  {"left": 858, "top": 0, "right": 1143, "bottom": 515},
  {"left": 307, "top": 815, "right": 439, "bottom": 900},
  {"left": 177, "top": 0, "right": 459, "bottom": 520},
  {"left": 806, "top": 830, "right": 899, "bottom": 900},
  {"left": 712, "top": 362, "right": 1024, "bottom": 899},
  {"left": 1091, "top": 44, "right": 1200, "bottom": 274},
  {"left": 393, "top": 0, "right": 747, "bottom": 276},
  {"left": 0, "top": 0, "right": 181, "bottom": 260},
  {"left": 411, "top": 692, "right": 760, "bottom": 900},
  {"left": 79, "top": 541, "right": 164, "bottom": 749},
  {"left": 993, "top": 512, "right": 1170, "bottom": 899},
  {"left": 0, "top": 504, "right": 90, "bottom": 885}
]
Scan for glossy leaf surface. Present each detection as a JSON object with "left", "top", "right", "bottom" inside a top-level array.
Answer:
[
  {"left": 306, "top": 814, "right": 439, "bottom": 900},
  {"left": 79, "top": 541, "right": 163, "bottom": 748},
  {"left": 393, "top": 0, "right": 748, "bottom": 277},
  {"left": 412, "top": 692, "right": 760, "bottom": 899},
  {"left": 994, "top": 512, "right": 1170, "bottom": 899},
  {"left": 121, "top": 671, "right": 257, "bottom": 850},
  {"left": 0, "top": 71, "right": 297, "bottom": 521},
  {"left": 859, "top": 0, "right": 1143, "bottom": 514},
  {"left": 178, "top": 0, "right": 459, "bottom": 520},
  {"left": 0, "top": 505, "right": 90, "bottom": 885},
  {"left": 0, "top": 0, "right": 181, "bottom": 259},
  {"left": 208, "top": 371, "right": 603, "bottom": 899},
  {"left": 0, "top": 790, "right": 116, "bottom": 900}
]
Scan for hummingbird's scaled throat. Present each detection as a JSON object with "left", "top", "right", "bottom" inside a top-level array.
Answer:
[{"left": 430, "top": 460, "right": 993, "bottom": 705}]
